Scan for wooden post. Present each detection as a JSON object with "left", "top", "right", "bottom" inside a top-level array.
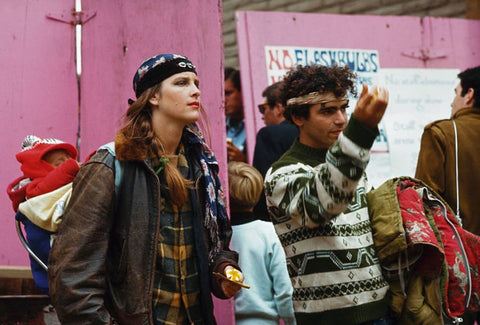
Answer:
[
  {"left": 467, "top": 0, "right": 480, "bottom": 19},
  {"left": 0, "top": 266, "right": 33, "bottom": 279},
  {"left": 0, "top": 266, "right": 50, "bottom": 324}
]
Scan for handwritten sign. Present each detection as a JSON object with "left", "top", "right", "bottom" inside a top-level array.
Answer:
[
  {"left": 365, "top": 68, "right": 459, "bottom": 187},
  {"left": 264, "top": 46, "right": 459, "bottom": 188},
  {"left": 265, "top": 46, "right": 380, "bottom": 85}
]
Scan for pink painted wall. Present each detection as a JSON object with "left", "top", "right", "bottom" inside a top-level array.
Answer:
[
  {"left": 1, "top": 0, "right": 78, "bottom": 263},
  {"left": 236, "top": 11, "right": 480, "bottom": 162},
  {"left": 1, "top": 0, "right": 233, "bottom": 323}
]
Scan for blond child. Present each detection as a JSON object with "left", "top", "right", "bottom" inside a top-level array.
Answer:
[{"left": 228, "top": 161, "right": 295, "bottom": 325}]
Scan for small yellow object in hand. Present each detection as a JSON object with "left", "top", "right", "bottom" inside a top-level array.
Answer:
[
  {"left": 213, "top": 271, "right": 250, "bottom": 289},
  {"left": 225, "top": 268, "right": 242, "bottom": 282},
  {"left": 371, "top": 89, "right": 379, "bottom": 103}
]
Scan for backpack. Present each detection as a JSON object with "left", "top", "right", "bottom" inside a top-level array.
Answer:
[{"left": 15, "top": 142, "right": 122, "bottom": 296}]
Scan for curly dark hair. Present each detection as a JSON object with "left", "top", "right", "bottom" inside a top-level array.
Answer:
[{"left": 280, "top": 64, "right": 357, "bottom": 122}]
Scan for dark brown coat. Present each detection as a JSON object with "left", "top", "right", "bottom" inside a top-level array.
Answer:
[{"left": 48, "top": 132, "right": 238, "bottom": 324}]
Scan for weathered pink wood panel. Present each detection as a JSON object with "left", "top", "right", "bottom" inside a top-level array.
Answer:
[
  {"left": 1, "top": 1, "right": 232, "bottom": 323},
  {"left": 79, "top": 0, "right": 227, "bottom": 162},
  {"left": 0, "top": 0, "right": 78, "bottom": 265},
  {"left": 79, "top": 1, "right": 233, "bottom": 322},
  {"left": 236, "top": 11, "right": 480, "bottom": 162}
]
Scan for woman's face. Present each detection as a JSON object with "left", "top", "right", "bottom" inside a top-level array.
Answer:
[{"left": 149, "top": 71, "right": 201, "bottom": 128}]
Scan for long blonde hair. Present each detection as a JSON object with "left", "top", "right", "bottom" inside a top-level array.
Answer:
[{"left": 120, "top": 84, "right": 192, "bottom": 207}]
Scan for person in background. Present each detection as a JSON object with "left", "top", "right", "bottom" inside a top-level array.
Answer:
[
  {"left": 264, "top": 64, "right": 391, "bottom": 324},
  {"left": 252, "top": 81, "right": 298, "bottom": 221},
  {"left": 225, "top": 67, "right": 247, "bottom": 162},
  {"left": 415, "top": 66, "right": 480, "bottom": 325},
  {"left": 48, "top": 53, "right": 244, "bottom": 324},
  {"left": 228, "top": 161, "right": 295, "bottom": 325},
  {"left": 416, "top": 66, "right": 480, "bottom": 236}
]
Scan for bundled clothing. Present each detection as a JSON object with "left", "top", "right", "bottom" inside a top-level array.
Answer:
[
  {"left": 5, "top": 135, "right": 79, "bottom": 295},
  {"left": 7, "top": 135, "right": 79, "bottom": 212},
  {"left": 367, "top": 177, "right": 480, "bottom": 324},
  {"left": 230, "top": 212, "right": 296, "bottom": 325},
  {"left": 264, "top": 116, "right": 389, "bottom": 324},
  {"left": 416, "top": 107, "right": 480, "bottom": 235},
  {"left": 48, "top": 125, "right": 239, "bottom": 325}
]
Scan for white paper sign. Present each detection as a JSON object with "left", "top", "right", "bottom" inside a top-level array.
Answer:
[
  {"left": 366, "top": 68, "right": 459, "bottom": 188},
  {"left": 263, "top": 46, "right": 459, "bottom": 188}
]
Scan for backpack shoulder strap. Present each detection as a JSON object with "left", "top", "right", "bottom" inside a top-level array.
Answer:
[{"left": 98, "top": 142, "right": 123, "bottom": 196}]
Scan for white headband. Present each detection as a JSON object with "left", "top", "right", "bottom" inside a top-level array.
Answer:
[{"left": 286, "top": 91, "right": 348, "bottom": 107}]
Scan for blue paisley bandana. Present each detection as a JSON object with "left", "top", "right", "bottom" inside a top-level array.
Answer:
[{"left": 184, "top": 124, "right": 228, "bottom": 262}]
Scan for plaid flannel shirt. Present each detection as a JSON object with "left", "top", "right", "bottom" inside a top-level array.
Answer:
[{"left": 152, "top": 147, "right": 203, "bottom": 324}]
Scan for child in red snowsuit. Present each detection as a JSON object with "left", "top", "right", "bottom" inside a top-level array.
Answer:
[{"left": 7, "top": 135, "right": 80, "bottom": 212}]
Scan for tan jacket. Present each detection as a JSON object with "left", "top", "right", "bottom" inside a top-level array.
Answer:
[{"left": 415, "top": 107, "right": 480, "bottom": 235}]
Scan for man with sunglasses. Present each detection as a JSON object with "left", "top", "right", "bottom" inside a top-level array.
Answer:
[
  {"left": 257, "top": 81, "right": 289, "bottom": 127},
  {"left": 264, "top": 64, "right": 391, "bottom": 325},
  {"left": 252, "top": 81, "right": 298, "bottom": 221}
]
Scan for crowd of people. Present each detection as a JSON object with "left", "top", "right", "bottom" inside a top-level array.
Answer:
[{"left": 7, "top": 52, "right": 480, "bottom": 324}]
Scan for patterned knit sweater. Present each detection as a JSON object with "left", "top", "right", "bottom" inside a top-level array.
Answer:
[{"left": 264, "top": 116, "right": 389, "bottom": 325}]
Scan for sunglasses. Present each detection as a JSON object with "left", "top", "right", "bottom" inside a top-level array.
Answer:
[{"left": 257, "top": 103, "right": 269, "bottom": 114}]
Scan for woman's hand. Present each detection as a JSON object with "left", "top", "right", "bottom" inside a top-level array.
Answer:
[
  {"left": 353, "top": 83, "right": 389, "bottom": 129},
  {"left": 219, "top": 265, "right": 245, "bottom": 298}
]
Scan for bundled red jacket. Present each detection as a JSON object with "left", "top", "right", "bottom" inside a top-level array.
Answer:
[
  {"left": 368, "top": 177, "right": 480, "bottom": 324},
  {"left": 6, "top": 136, "right": 79, "bottom": 211}
]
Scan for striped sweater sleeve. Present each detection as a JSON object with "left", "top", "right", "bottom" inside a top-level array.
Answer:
[{"left": 264, "top": 117, "right": 377, "bottom": 228}]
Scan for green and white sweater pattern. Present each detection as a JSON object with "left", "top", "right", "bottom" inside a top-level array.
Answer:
[{"left": 264, "top": 117, "right": 389, "bottom": 324}]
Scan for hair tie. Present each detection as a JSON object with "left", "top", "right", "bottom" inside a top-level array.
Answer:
[{"left": 155, "top": 157, "right": 170, "bottom": 174}]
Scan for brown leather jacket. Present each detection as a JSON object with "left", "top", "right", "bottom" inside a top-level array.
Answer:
[
  {"left": 48, "top": 132, "right": 238, "bottom": 324},
  {"left": 415, "top": 107, "right": 480, "bottom": 235}
]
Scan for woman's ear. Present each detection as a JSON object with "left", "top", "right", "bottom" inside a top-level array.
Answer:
[{"left": 149, "top": 93, "right": 160, "bottom": 107}]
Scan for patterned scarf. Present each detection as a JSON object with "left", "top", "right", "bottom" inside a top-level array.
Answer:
[{"left": 183, "top": 124, "right": 228, "bottom": 262}]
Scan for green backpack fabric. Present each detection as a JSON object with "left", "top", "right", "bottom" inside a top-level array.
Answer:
[{"left": 367, "top": 177, "right": 480, "bottom": 324}]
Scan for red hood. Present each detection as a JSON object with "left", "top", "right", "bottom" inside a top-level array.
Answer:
[{"left": 16, "top": 139, "right": 77, "bottom": 179}]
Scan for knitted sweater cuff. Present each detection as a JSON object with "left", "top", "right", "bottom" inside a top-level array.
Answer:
[{"left": 343, "top": 115, "right": 379, "bottom": 149}]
